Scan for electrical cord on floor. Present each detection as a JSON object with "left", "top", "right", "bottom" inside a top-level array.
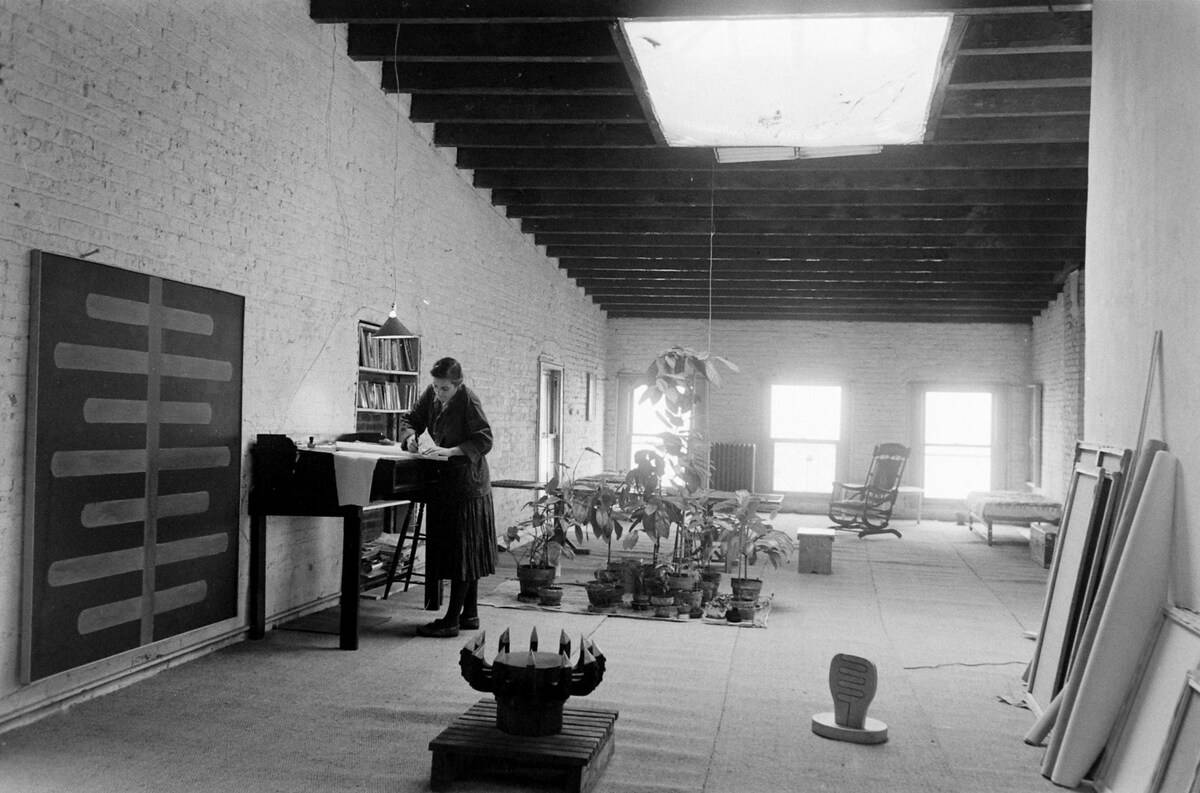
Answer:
[{"left": 903, "top": 660, "right": 1028, "bottom": 670}]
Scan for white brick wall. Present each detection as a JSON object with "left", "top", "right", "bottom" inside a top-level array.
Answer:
[
  {"left": 1031, "top": 270, "right": 1085, "bottom": 501},
  {"left": 604, "top": 318, "right": 1036, "bottom": 515},
  {"left": 0, "top": 1, "right": 605, "bottom": 720}
]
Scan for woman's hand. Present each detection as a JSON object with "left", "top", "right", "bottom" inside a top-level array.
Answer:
[{"left": 422, "top": 444, "right": 461, "bottom": 459}]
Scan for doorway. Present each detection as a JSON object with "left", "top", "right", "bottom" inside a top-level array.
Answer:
[{"left": 537, "top": 360, "right": 563, "bottom": 482}]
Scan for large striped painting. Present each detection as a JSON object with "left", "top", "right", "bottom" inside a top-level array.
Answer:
[{"left": 23, "top": 251, "right": 243, "bottom": 682}]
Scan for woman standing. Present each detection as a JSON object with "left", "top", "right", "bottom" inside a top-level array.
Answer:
[{"left": 399, "top": 357, "right": 496, "bottom": 638}]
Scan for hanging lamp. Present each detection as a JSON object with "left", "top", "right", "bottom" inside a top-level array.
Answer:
[
  {"left": 374, "top": 303, "right": 411, "bottom": 339},
  {"left": 373, "top": 27, "right": 411, "bottom": 343}
]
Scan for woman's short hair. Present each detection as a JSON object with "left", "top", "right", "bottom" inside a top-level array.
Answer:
[{"left": 430, "top": 357, "right": 463, "bottom": 384}]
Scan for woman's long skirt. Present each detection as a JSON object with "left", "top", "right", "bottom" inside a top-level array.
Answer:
[{"left": 424, "top": 491, "right": 497, "bottom": 581}]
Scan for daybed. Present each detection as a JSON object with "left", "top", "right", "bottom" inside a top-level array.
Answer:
[{"left": 965, "top": 490, "right": 1063, "bottom": 546}]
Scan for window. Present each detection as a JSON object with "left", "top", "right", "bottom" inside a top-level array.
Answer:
[
  {"left": 770, "top": 384, "right": 841, "bottom": 492},
  {"left": 923, "top": 390, "right": 992, "bottom": 499},
  {"left": 629, "top": 384, "right": 691, "bottom": 476}
]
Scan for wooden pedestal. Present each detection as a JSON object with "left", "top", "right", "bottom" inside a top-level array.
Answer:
[
  {"left": 796, "top": 528, "right": 835, "bottom": 574},
  {"left": 429, "top": 698, "right": 618, "bottom": 793}
]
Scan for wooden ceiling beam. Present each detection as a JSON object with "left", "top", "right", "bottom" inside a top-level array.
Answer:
[
  {"left": 382, "top": 63, "right": 634, "bottom": 94},
  {"left": 959, "top": 11, "right": 1091, "bottom": 49},
  {"left": 940, "top": 85, "right": 1090, "bottom": 116},
  {"left": 435, "top": 123, "right": 656, "bottom": 147},
  {"left": 576, "top": 273, "right": 1059, "bottom": 285},
  {"left": 474, "top": 168, "right": 1086, "bottom": 190},
  {"left": 535, "top": 232, "right": 1083, "bottom": 248},
  {"left": 600, "top": 305, "right": 1040, "bottom": 322},
  {"left": 490, "top": 187, "right": 1087, "bottom": 206},
  {"left": 347, "top": 22, "right": 619, "bottom": 61},
  {"left": 935, "top": 115, "right": 1090, "bottom": 142},
  {"left": 950, "top": 51, "right": 1091, "bottom": 84},
  {"left": 596, "top": 294, "right": 1052, "bottom": 308},
  {"left": 583, "top": 287, "right": 1060, "bottom": 301},
  {"left": 457, "top": 142, "right": 1089, "bottom": 170},
  {"left": 410, "top": 94, "right": 645, "bottom": 123},
  {"left": 545, "top": 245, "right": 1082, "bottom": 261},
  {"left": 561, "top": 259, "right": 1071, "bottom": 274},
  {"left": 522, "top": 218, "right": 1085, "bottom": 234},
  {"left": 508, "top": 203, "right": 1085, "bottom": 220},
  {"left": 312, "top": 1, "right": 1091, "bottom": 23}
]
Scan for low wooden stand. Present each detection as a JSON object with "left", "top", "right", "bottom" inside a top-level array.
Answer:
[{"left": 429, "top": 698, "right": 618, "bottom": 793}]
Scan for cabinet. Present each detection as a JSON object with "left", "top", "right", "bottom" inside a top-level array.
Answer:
[{"left": 356, "top": 321, "right": 421, "bottom": 440}]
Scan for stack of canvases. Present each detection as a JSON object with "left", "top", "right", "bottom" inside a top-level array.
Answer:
[{"left": 1021, "top": 438, "right": 1199, "bottom": 791}]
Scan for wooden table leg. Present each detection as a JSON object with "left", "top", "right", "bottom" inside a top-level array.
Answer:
[
  {"left": 340, "top": 510, "right": 361, "bottom": 650},
  {"left": 249, "top": 512, "right": 266, "bottom": 640}
]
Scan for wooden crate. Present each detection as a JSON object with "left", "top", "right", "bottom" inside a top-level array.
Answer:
[
  {"left": 429, "top": 698, "right": 618, "bottom": 793},
  {"left": 1030, "top": 523, "right": 1057, "bottom": 569}
]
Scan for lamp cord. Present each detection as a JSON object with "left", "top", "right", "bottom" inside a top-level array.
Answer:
[
  {"left": 390, "top": 24, "right": 402, "bottom": 300},
  {"left": 707, "top": 162, "right": 715, "bottom": 353}
]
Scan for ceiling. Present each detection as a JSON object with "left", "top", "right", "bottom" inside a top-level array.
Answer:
[{"left": 310, "top": 1, "right": 1091, "bottom": 324}]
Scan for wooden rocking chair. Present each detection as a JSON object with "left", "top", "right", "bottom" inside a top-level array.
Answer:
[{"left": 828, "top": 443, "right": 910, "bottom": 538}]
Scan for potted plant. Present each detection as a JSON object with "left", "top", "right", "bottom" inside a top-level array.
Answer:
[
  {"left": 618, "top": 449, "right": 679, "bottom": 566},
  {"left": 502, "top": 455, "right": 593, "bottom": 601},
  {"left": 714, "top": 489, "right": 795, "bottom": 609},
  {"left": 570, "top": 470, "right": 626, "bottom": 612}
]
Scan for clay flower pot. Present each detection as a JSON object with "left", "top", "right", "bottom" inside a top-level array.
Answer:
[
  {"left": 517, "top": 565, "right": 556, "bottom": 602},
  {"left": 537, "top": 584, "right": 563, "bottom": 607}
]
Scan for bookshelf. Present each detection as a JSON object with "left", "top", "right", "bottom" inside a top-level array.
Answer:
[
  {"left": 354, "top": 320, "right": 431, "bottom": 602},
  {"left": 356, "top": 320, "right": 421, "bottom": 441}
]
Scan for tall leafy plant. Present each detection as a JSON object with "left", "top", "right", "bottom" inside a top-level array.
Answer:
[{"left": 620, "top": 346, "right": 737, "bottom": 568}]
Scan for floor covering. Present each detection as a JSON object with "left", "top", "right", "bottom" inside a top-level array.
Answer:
[{"left": 0, "top": 515, "right": 1080, "bottom": 793}]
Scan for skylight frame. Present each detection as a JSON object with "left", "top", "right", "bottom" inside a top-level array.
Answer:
[{"left": 617, "top": 14, "right": 955, "bottom": 149}]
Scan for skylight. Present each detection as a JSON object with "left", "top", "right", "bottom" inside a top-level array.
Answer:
[{"left": 619, "top": 15, "right": 953, "bottom": 149}]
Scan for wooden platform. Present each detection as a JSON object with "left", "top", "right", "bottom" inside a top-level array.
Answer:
[{"left": 429, "top": 698, "right": 619, "bottom": 793}]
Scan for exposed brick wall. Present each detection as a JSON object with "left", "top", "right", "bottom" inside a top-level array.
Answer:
[
  {"left": 604, "top": 319, "right": 1035, "bottom": 515},
  {"left": 0, "top": 1, "right": 605, "bottom": 717},
  {"left": 1031, "top": 270, "right": 1085, "bottom": 501}
]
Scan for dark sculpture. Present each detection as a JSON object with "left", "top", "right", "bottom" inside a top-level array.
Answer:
[{"left": 460, "top": 627, "right": 606, "bottom": 736}]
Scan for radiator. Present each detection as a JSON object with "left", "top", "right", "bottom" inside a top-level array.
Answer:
[{"left": 711, "top": 442, "right": 757, "bottom": 491}]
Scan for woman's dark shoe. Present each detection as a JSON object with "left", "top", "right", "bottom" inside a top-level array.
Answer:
[
  {"left": 416, "top": 620, "right": 460, "bottom": 638},
  {"left": 459, "top": 616, "right": 480, "bottom": 630}
]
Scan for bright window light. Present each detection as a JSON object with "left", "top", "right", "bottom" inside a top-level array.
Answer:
[
  {"left": 620, "top": 15, "right": 952, "bottom": 148},
  {"left": 629, "top": 384, "right": 691, "bottom": 476},
  {"left": 770, "top": 384, "right": 841, "bottom": 492},
  {"left": 923, "top": 391, "right": 993, "bottom": 499}
]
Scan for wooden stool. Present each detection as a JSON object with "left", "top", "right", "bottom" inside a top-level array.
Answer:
[
  {"left": 429, "top": 698, "right": 618, "bottom": 793},
  {"left": 796, "top": 528, "right": 836, "bottom": 574}
]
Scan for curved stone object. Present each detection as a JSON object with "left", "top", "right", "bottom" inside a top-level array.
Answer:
[{"left": 812, "top": 653, "right": 888, "bottom": 744}]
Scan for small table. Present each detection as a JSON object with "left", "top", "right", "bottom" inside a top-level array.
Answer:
[
  {"left": 429, "top": 698, "right": 619, "bottom": 793},
  {"left": 894, "top": 486, "right": 924, "bottom": 523}
]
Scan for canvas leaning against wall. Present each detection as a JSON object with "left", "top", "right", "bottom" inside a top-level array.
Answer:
[{"left": 22, "top": 251, "right": 244, "bottom": 683}]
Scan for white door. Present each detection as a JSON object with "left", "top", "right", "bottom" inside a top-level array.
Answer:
[{"left": 537, "top": 362, "right": 563, "bottom": 483}]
